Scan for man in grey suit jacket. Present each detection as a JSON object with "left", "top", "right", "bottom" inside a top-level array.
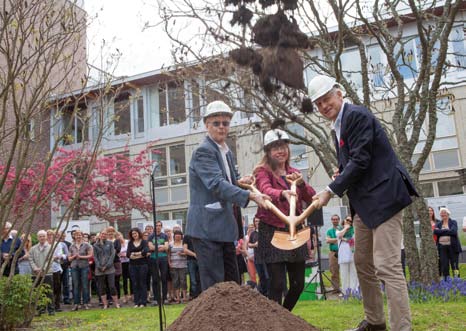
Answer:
[
  {"left": 186, "top": 100, "right": 269, "bottom": 291},
  {"left": 309, "top": 75, "right": 418, "bottom": 331}
]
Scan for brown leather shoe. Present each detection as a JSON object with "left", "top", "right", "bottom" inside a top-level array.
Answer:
[{"left": 346, "top": 320, "right": 387, "bottom": 331}]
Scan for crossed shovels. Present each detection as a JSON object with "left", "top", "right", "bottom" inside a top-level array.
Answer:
[{"left": 239, "top": 175, "right": 322, "bottom": 250}]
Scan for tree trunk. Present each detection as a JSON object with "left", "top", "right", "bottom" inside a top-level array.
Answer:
[
  {"left": 413, "top": 198, "right": 439, "bottom": 283},
  {"left": 403, "top": 206, "right": 421, "bottom": 281},
  {"left": 404, "top": 198, "right": 439, "bottom": 284}
]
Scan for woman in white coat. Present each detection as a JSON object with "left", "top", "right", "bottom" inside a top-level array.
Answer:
[{"left": 336, "top": 216, "right": 359, "bottom": 295}]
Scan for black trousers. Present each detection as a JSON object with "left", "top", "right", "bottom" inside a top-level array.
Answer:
[
  {"left": 149, "top": 257, "right": 169, "bottom": 302},
  {"left": 52, "top": 271, "right": 62, "bottom": 309},
  {"left": 266, "top": 261, "right": 305, "bottom": 311},
  {"left": 191, "top": 238, "right": 239, "bottom": 291},
  {"left": 438, "top": 244, "right": 455, "bottom": 279},
  {"left": 129, "top": 263, "right": 148, "bottom": 306},
  {"left": 96, "top": 273, "right": 117, "bottom": 297},
  {"left": 121, "top": 262, "right": 132, "bottom": 295}
]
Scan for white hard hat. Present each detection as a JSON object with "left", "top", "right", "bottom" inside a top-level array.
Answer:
[
  {"left": 264, "top": 129, "right": 290, "bottom": 147},
  {"left": 203, "top": 100, "right": 233, "bottom": 122},
  {"left": 307, "top": 75, "right": 341, "bottom": 102}
]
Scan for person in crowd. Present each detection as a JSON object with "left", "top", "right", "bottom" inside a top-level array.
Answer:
[
  {"left": 18, "top": 234, "right": 32, "bottom": 275},
  {"left": 59, "top": 232, "right": 71, "bottom": 305},
  {"left": 89, "top": 233, "right": 97, "bottom": 245},
  {"left": 253, "top": 128, "right": 316, "bottom": 311},
  {"left": 164, "top": 227, "right": 173, "bottom": 242},
  {"left": 434, "top": 208, "right": 462, "bottom": 279},
  {"left": 46, "top": 230, "right": 65, "bottom": 312},
  {"left": 93, "top": 230, "right": 120, "bottom": 309},
  {"left": 168, "top": 230, "right": 188, "bottom": 303},
  {"left": 145, "top": 225, "right": 154, "bottom": 236},
  {"left": 144, "top": 225, "right": 154, "bottom": 300},
  {"left": 235, "top": 237, "right": 248, "bottom": 285},
  {"left": 309, "top": 74, "right": 418, "bottom": 331},
  {"left": 183, "top": 233, "right": 200, "bottom": 300},
  {"left": 117, "top": 231, "right": 132, "bottom": 303},
  {"left": 148, "top": 221, "right": 170, "bottom": 305},
  {"left": 336, "top": 217, "right": 358, "bottom": 294},
  {"left": 83, "top": 233, "right": 90, "bottom": 243},
  {"left": 244, "top": 224, "right": 257, "bottom": 287},
  {"left": 428, "top": 206, "right": 442, "bottom": 276},
  {"left": 29, "top": 230, "right": 54, "bottom": 316},
  {"left": 185, "top": 100, "right": 269, "bottom": 291},
  {"left": 106, "top": 227, "right": 122, "bottom": 302},
  {"left": 127, "top": 227, "right": 149, "bottom": 308},
  {"left": 429, "top": 206, "right": 439, "bottom": 242},
  {"left": 163, "top": 227, "right": 175, "bottom": 301},
  {"left": 68, "top": 230, "right": 93, "bottom": 311},
  {"left": 305, "top": 226, "right": 317, "bottom": 265},
  {"left": 248, "top": 217, "right": 269, "bottom": 296},
  {"left": 1, "top": 222, "right": 23, "bottom": 276},
  {"left": 142, "top": 231, "right": 151, "bottom": 303},
  {"left": 326, "top": 215, "right": 342, "bottom": 291}
]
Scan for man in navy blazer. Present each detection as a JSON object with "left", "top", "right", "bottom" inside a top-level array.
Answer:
[
  {"left": 309, "top": 75, "right": 418, "bottom": 331},
  {"left": 186, "top": 100, "right": 269, "bottom": 291}
]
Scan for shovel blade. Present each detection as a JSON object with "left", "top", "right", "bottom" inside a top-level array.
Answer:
[{"left": 271, "top": 227, "right": 310, "bottom": 250}]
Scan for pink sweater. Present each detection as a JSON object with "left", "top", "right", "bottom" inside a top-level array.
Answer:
[{"left": 254, "top": 165, "right": 316, "bottom": 228}]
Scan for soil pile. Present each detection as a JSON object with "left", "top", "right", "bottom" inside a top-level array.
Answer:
[{"left": 167, "top": 282, "right": 319, "bottom": 331}]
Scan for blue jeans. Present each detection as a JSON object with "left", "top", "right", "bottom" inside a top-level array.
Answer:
[
  {"left": 71, "top": 266, "right": 89, "bottom": 305},
  {"left": 187, "top": 259, "right": 201, "bottom": 298}
]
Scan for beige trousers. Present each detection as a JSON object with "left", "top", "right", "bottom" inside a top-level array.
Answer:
[
  {"left": 353, "top": 212, "right": 411, "bottom": 331},
  {"left": 328, "top": 250, "right": 340, "bottom": 290}
]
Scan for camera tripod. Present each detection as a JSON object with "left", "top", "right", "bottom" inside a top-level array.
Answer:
[{"left": 303, "top": 225, "right": 342, "bottom": 300}]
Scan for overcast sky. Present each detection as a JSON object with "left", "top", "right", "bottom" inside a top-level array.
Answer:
[{"left": 85, "top": 0, "right": 173, "bottom": 77}]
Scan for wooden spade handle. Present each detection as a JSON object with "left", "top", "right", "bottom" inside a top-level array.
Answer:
[{"left": 241, "top": 183, "right": 289, "bottom": 224}]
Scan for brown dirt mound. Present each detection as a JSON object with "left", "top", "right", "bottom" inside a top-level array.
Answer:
[{"left": 167, "top": 282, "right": 319, "bottom": 331}]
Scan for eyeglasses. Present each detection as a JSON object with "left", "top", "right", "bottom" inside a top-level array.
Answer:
[
  {"left": 210, "top": 121, "right": 230, "bottom": 127},
  {"left": 331, "top": 218, "right": 340, "bottom": 221}
]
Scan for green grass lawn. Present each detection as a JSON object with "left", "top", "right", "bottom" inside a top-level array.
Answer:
[
  {"left": 31, "top": 264, "right": 466, "bottom": 330},
  {"left": 32, "top": 298, "right": 466, "bottom": 331}
]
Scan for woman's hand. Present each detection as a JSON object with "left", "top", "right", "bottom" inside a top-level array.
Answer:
[
  {"left": 281, "top": 190, "right": 296, "bottom": 203},
  {"left": 287, "top": 172, "right": 304, "bottom": 186}
]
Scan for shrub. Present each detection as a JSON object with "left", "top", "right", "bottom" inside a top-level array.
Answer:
[{"left": 0, "top": 275, "right": 50, "bottom": 331}]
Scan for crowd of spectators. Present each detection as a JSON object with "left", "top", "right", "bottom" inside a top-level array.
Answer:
[{"left": 1, "top": 205, "right": 462, "bottom": 316}]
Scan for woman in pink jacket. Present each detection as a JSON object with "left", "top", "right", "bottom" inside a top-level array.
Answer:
[{"left": 253, "top": 129, "right": 316, "bottom": 311}]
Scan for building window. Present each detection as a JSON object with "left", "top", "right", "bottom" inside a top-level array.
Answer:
[
  {"left": 432, "top": 150, "right": 460, "bottom": 170},
  {"left": 172, "top": 209, "right": 188, "bottom": 229},
  {"left": 60, "top": 104, "right": 89, "bottom": 145},
  {"left": 419, "top": 182, "right": 434, "bottom": 197},
  {"left": 412, "top": 98, "right": 459, "bottom": 172},
  {"left": 134, "top": 95, "right": 145, "bottom": 136},
  {"left": 395, "top": 37, "right": 418, "bottom": 80},
  {"left": 159, "top": 82, "right": 186, "bottom": 126},
  {"left": 438, "top": 179, "right": 463, "bottom": 196},
  {"left": 156, "top": 212, "right": 170, "bottom": 221},
  {"left": 204, "top": 80, "right": 231, "bottom": 113},
  {"left": 113, "top": 93, "right": 131, "bottom": 135},
  {"left": 339, "top": 48, "right": 362, "bottom": 88},
  {"left": 449, "top": 25, "right": 466, "bottom": 70},
  {"left": 189, "top": 80, "right": 202, "bottom": 123},
  {"left": 151, "top": 144, "right": 187, "bottom": 204},
  {"left": 367, "top": 44, "right": 386, "bottom": 88}
]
